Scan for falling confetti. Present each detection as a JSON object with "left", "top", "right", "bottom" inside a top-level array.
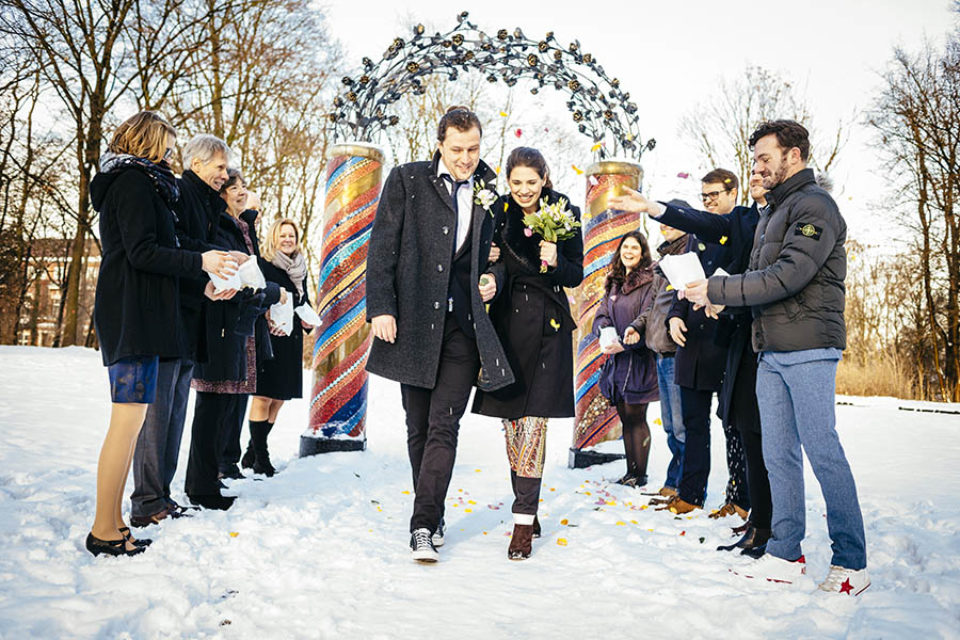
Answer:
[
  {"left": 229, "top": 532, "right": 239, "bottom": 538},
  {"left": 401, "top": 490, "right": 410, "bottom": 495},
  {"left": 557, "top": 538, "right": 568, "bottom": 546},
  {"left": 677, "top": 172, "right": 690, "bottom": 179},
  {"left": 653, "top": 418, "right": 662, "bottom": 426},
  {"left": 560, "top": 519, "right": 569, "bottom": 525},
  {"left": 680, "top": 530, "right": 686, "bottom": 536},
  {"left": 666, "top": 285, "right": 675, "bottom": 291},
  {"left": 616, "top": 521, "right": 626, "bottom": 526},
  {"left": 572, "top": 164, "right": 583, "bottom": 175},
  {"left": 719, "top": 236, "right": 728, "bottom": 245},
  {"left": 515, "top": 128, "right": 523, "bottom": 138},
  {"left": 500, "top": 111, "right": 509, "bottom": 117},
  {"left": 475, "top": 469, "right": 482, "bottom": 472},
  {"left": 590, "top": 142, "right": 604, "bottom": 152},
  {"left": 724, "top": 178, "right": 732, "bottom": 184}
]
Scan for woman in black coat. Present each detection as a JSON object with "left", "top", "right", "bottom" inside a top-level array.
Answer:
[
  {"left": 472, "top": 147, "right": 584, "bottom": 560},
  {"left": 242, "top": 218, "right": 317, "bottom": 476},
  {"left": 88, "top": 111, "right": 235, "bottom": 556},
  {"left": 186, "top": 169, "right": 282, "bottom": 507}
]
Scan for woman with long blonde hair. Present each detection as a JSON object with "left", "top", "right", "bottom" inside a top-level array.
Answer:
[{"left": 241, "top": 218, "right": 316, "bottom": 476}]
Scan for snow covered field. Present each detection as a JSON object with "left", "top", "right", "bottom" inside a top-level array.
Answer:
[{"left": 0, "top": 346, "right": 958, "bottom": 639}]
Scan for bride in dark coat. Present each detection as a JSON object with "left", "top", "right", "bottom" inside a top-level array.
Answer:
[{"left": 472, "top": 147, "right": 583, "bottom": 560}]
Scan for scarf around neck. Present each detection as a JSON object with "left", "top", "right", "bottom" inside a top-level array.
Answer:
[
  {"left": 271, "top": 249, "right": 307, "bottom": 298},
  {"left": 99, "top": 151, "right": 180, "bottom": 206}
]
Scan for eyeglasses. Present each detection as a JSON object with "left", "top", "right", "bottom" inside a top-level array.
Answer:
[{"left": 700, "top": 189, "right": 731, "bottom": 203}]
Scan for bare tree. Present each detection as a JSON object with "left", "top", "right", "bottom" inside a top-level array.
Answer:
[
  {"left": 867, "top": 33, "right": 960, "bottom": 401},
  {"left": 679, "top": 65, "right": 846, "bottom": 203}
]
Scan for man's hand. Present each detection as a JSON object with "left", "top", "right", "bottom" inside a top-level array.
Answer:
[
  {"left": 228, "top": 250, "right": 251, "bottom": 265},
  {"left": 201, "top": 250, "right": 238, "bottom": 278},
  {"left": 623, "top": 326, "right": 640, "bottom": 345},
  {"left": 488, "top": 242, "right": 500, "bottom": 263},
  {"left": 669, "top": 317, "right": 688, "bottom": 347},
  {"left": 749, "top": 172, "right": 768, "bottom": 206},
  {"left": 608, "top": 186, "right": 663, "bottom": 217},
  {"left": 371, "top": 314, "right": 397, "bottom": 343},
  {"left": 683, "top": 279, "right": 711, "bottom": 307},
  {"left": 246, "top": 191, "right": 262, "bottom": 211},
  {"left": 479, "top": 273, "right": 497, "bottom": 302},
  {"left": 203, "top": 280, "right": 237, "bottom": 301}
]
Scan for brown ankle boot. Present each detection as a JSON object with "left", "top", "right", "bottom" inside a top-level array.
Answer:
[{"left": 508, "top": 524, "right": 534, "bottom": 560}]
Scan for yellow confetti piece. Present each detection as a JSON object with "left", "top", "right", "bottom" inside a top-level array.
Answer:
[
  {"left": 653, "top": 418, "right": 662, "bottom": 426},
  {"left": 474, "top": 469, "right": 482, "bottom": 472},
  {"left": 503, "top": 201, "right": 509, "bottom": 212},
  {"left": 572, "top": 164, "right": 583, "bottom": 175},
  {"left": 550, "top": 487, "right": 556, "bottom": 492},
  {"left": 468, "top": 500, "right": 476, "bottom": 505},
  {"left": 616, "top": 521, "right": 626, "bottom": 526},
  {"left": 606, "top": 500, "right": 616, "bottom": 506},
  {"left": 377, "top": 506, "right": 382, "bottom": 512},
  {"left": 557, "top": 538, "right": 568, "bottom": 546},
  {"left": 640, "top": 505, "right": 649, "bottom": 510},
  {"left": 630, "top": 520, "right": 638, "bottom": 524},
  {"left": 666, "top": 285, "right": 675, "bottom": 291},
  {"left": 719, "top": 235, "right": 728, "bottom": 245},
  {"left": 647, "top": 528, "right": 655, "bottom": 532},
  {"left": 465, "top": 508, "right": 472, "bottom": 513},
  {"left": 452, "top": 503, "right": 459, "bottom": 508},
  {"left": 560, "top": 518, "right": 569, "bottom": 525},
  {"left": 590, "top": 142, "right": 603, "bottom": 152},
  {"left": 724, "top": 178, "right": 732, "bottom": 183},
  {"left": 229, "top": 532, "right": 239, "bottom": 537},
  {"left": 500, "top": 111, "right": 509, "bottom": 117},
  {"left": 585, "top": 491, "right": 591, "bottom": 496},
  {"left": 495, "top": 165, "right": 501, "bottom": 174},
  {"left": 626, "top": 133, "right": 634, "bottom": 141},
  {"left": 483, "top": 531, "right": 488, "bottom": 535},
  {"left": 669, "top": 507, "right": 678, "bottom": 514},
  {"left": 401, "top": 490, "right": 410, "bottom": 495}
]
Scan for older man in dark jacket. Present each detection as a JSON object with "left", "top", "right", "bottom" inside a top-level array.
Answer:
[
  {"left": 366, "top": 107, "right": 513, "bottom": 563},
  {"left": 686, "top": 121, "right": 868, "bottom": 594}
]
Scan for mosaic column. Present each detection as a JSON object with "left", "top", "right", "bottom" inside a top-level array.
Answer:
[
  {"left": 568, "top": 160, "right": 643, "bottom": 469},
  {"left": 300, "top": 143, "right": 383, "bottom": 456}
]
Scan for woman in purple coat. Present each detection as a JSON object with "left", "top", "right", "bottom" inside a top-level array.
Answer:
[{"left": 594, "top": 231, "right": 660, "bottom": 487}]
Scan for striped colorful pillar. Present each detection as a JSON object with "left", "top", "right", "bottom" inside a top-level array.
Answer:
[
  {"left": 569, "top": 160, "right": 643, "bottom": 469},
  {"left": 300, "top": 143, "right": 384, "bottom": 456}
]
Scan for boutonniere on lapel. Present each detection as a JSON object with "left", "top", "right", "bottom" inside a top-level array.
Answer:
[{"left": 473, "top": 179, "right": 497, "bottom": 216}]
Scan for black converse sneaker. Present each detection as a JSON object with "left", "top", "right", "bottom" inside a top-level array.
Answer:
[
  {"left": 410, "top": 528, "right": 439, "bottom": 563},
  {"left": 432, "top": 519, "right": 445, "bottom": 547}
]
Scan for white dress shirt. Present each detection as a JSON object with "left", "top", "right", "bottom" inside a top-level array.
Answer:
[{"left": 437, "top": 161, "right": 474, "bottom": 253}]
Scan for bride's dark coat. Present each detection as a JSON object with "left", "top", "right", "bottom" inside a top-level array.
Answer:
[{"left": 472, "top": 188, "right": 584, "bottom": 420}]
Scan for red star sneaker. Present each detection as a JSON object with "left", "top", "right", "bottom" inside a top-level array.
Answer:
[
  {"left": 818, "top": 565, "right": 871, "bottom": 595},
  {"left": 731, "top": 553, "right": 806, "bottom": 584}
]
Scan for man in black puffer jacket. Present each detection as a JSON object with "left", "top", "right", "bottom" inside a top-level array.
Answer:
[{"left": 685, "top": 121, "right": 868, "bottom": 593}]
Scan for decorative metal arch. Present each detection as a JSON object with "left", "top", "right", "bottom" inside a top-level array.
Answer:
[{"left": 328, "top": 11, "right": 656, "bottom": 160}]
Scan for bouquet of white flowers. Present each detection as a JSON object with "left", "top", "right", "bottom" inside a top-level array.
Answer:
[{"left": 522, "top": 196, "right": 581, "bottom": 272}]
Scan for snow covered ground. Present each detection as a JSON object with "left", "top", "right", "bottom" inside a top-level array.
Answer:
[{"left": 0, "top": 346, "right": 958, "bottom": 639}]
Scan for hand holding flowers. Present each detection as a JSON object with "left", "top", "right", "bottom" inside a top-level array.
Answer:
[{"left": 522, "top": 196, "right": 581, "bottom": 272}]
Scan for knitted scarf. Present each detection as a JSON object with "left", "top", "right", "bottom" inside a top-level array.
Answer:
[
  {"left": 99, "top": 151, "right": 180, "bottom": 206},
  {"left": 271, "top": 249, "right": 307, "bottom": 298}
]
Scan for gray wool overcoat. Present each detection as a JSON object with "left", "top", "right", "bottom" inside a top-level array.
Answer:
[{"left": 365, "top": 152, "right": 515, "bottom": 392}]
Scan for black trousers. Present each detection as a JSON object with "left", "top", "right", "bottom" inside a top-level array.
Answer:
[
  {"left": 216, "top": 394, "right": 249, "bottom": 473},
  {"left": 185, "top": 392, "right": 246, "bottom": 496},
  {"left": 510, "top": 471, "right": 542, "bottom": 515},
  {"left": 678, "top": 387, "right": 713, "bottom": 506},
  {"left": 722, "top": 421, "right": 750, "bottom": 510},
  {"left": 730, "top": 344, "right": 772, "bottom": 528},
  {"left": 400, "top": 317, "right": 480, "bottom": 533}
]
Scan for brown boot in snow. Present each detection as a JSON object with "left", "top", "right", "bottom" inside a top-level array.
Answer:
[{"left": 508, "top": 524, "right": 534, "bottom": 560}]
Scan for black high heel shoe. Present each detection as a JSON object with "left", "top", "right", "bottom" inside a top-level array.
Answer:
[
  {"left": 85, "top": 532, "right": 146, "bottom": 557},
  {"left": 118, "top": 526, "right": 152, "bottom": 548}
]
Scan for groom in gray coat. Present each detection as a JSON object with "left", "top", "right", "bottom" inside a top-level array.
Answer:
[{"left": 366, "top": 106, "right": 514, "bottom": 562}]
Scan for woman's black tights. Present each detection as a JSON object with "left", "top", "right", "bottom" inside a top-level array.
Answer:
[{"left": 617, "top": 401, "right": 650, "bottom": 478}]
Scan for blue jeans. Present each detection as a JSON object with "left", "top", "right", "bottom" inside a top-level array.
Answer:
[
  {"left": 656, "top": 354, "right": 685, "bottom": 490},
  {"left": 756, "top": 349, "right": 866, "bottom": 570},
  {"left": 131, "top": 359, "right": 194, "bottom": 517}
]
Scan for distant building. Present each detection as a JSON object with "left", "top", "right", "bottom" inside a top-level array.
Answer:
[{"left": 14, "top": 239, "right": 99, "bottom": 347}]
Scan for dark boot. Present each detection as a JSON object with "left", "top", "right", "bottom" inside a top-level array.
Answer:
[
  {"left": 532, "top": 515, "right": 541, "bottom": 539},
  {"left": 240, "top": 438, "right": 255, "bottom": 470},
  {"left": 250, "top": 420, "right": 275, "bottom": 477},
  {"left": 508, "top": 524, "right": 534, "bottom": 560},
  {"left": 717, "top": 524, "right": 770, "bottom": 552}
]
